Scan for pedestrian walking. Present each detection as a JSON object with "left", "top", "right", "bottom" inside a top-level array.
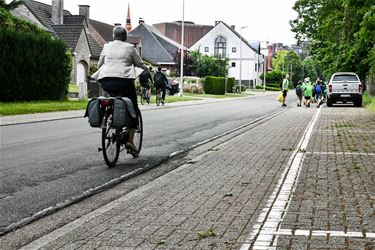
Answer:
[
  {"left": 281, "top": 74, "right": 289, "bottom": 107},
  {"left": 315, "top": 77, "right": 323, "bottom": 107},
  {"left": 295, "top": 80, "right": 303, "bottom": 107},
  {"left": 302, "top": 77, "right": 313, "bottom": 108}
]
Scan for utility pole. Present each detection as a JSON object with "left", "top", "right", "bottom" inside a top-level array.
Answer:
[
  {"left": 179, "top": 0, "right": 185, "bottom": 96},
  {"left": 239, "top": 26, "right": 247, "bottom": 93}
]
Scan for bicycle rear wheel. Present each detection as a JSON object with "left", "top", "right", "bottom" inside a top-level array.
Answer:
[
  {"left": 102, "top": 119, "right": 120, "bottom": 167},
  {"left": 156, "top": 89, "right": 161, "bottom": 106},
  {"left": 140, "top": 95, "right": 144, "bottom": 105},
  {"left": 131, "top": 112, "right": 143, "bottom": 158}
]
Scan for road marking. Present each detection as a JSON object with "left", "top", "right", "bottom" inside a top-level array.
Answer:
[
  {"left": 241, "top": 108, "right": 322, "bottom": 250},
  {"left": 315, "top": 129, "right": 375, "bottom": 133},
  {"left": 307, "top": 151, "right": 375, "bottom": 156},
  {"left": 275, "top": 229, "right": 375, "bottom": 238}
]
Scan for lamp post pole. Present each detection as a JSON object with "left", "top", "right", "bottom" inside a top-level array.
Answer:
[
  {"left": 263, "top": 54, "right": 266, "bottom": 91},
  {"left": 239, "top": 26, "right": 247, "bottom": 93},
  {"left": 179, "top": 0, "right": 185, "bottom": 96}
]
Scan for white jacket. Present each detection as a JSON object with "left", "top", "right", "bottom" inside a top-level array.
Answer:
[{"left": 93, "top": 40, "right": 146, "bottom": 80}]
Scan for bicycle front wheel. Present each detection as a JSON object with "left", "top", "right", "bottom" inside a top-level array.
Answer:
[
  {"left": 131, "top": 112, "right": 143, "bottom": 158},
  {"left": 102, "top": 122, "right": 120, "bottom": 167}
]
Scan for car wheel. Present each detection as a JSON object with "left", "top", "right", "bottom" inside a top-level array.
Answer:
[
  {"left": 355, "top": 99, "right": 362, "bottom": 107},
  {"left": 327, "top": 99, "right": 333, "bottom": 107}
]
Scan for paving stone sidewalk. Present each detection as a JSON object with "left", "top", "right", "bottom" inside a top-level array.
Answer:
[
  {"left": 3, "top": 106, "right": 374, "bottom": 250},
  {"left": 274, "top": 107, "right": 375, "bottom": 249},
  {"left": 11, "top": 106, "right": 312, "bottom": 250}
]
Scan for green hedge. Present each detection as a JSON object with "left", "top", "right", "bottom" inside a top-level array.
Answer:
[
  {"left": 0, "top": 8, "right": 72, "bottom": 102},
  {"left": 204, "top": 76, "right": 229, "bottom": 95},
  {"left": 0, "top": 28, "right": 72, "bottom": 101},
  {"left": 226, "top": 77, "right": 235, "bottom": 93}
]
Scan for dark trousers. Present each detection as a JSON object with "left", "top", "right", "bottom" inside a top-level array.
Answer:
[
  {"left": 99, "top": 77, "right": 139, "bottom": 128},
  {"left": 156, "top": 85, "right": 166, "bottom": 101}
]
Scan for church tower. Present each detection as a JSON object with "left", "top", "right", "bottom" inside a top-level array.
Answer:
[{"left": 125, "top": 2, "right": 132, "bottom": 31}]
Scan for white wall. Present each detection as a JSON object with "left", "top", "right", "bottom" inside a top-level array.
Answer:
[{"left": 190, "top": 22, "right": 260, "bottom": 84}]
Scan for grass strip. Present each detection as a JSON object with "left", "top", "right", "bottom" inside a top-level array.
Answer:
[
  {"left": 0, "top": 100, "right": 88, "bottom": 116},
  {"left": 363, "top": 91, "right": 375, "bottom": 113}
]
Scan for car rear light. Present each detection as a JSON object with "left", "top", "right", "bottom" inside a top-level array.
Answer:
[
  {"left": 100, "top": 99, "right": 112, "bottom": 107},
  {"left": 328, "top": 84, "right": 332, "bottom": 93},
  {"left": 359, "top": 84, "right": 362, "bottom": 93}
]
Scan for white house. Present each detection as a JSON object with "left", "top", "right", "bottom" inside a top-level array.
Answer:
[{"left": 190, "top": 21, "right": 264, "bottom": 88}]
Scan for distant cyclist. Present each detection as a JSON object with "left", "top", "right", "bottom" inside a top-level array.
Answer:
[
  {"left": 139, "top": 67, "right": 153, "bottom": 102},
  {"left": 153, "top": 67, "right": 168, "bottom": 105}
]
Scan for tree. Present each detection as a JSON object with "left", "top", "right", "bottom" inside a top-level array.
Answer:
[
  {"left": 173, "top": 49, "right": 193, "bottom": 76},
  {"left": 284, "top": 50, "right": 304, "bottom": 85},
  {"left": 188, "top": 50, "right": 229, "bottom": 77},
  {"left": 302, "top": 57, "right": 318, "bottom": 80},
  {"left": 290, "top": 0, "right": 375, "bottom": 82},
  {"left": 0, "top": 0, "right": 24, "bottom": 10},
  {"left": 271, "top": 50, "right": 288, "bottom": 71}
]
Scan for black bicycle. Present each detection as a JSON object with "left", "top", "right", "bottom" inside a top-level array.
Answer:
[
  {"left": 98, "top": 97, "right": 143, "bottom": 167},
  {"left": 155, "top": 87, "right": 164, "bottom": 106},
  {"left": 140, "top": 86, "right": 150, "bottom": 105}
]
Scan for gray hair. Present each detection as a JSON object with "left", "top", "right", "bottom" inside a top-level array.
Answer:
[{"left": 113, "top": 26, "right": 127, "bottom": 41}]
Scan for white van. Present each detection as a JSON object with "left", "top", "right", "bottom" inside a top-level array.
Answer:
[{"left": 327, "top": 72, "right": 362, "bottom": 107}]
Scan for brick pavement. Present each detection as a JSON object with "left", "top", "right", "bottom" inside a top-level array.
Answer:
[
  {"left": 4, "top": 106, "right": 374, "bottom": 250},
  {"left": 264, "top": 107, "right": 375, "bottom": 249}
]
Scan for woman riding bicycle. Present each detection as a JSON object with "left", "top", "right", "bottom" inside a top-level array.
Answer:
[{"left": 93, "top": 26, "right": 147, "bottom": 151}]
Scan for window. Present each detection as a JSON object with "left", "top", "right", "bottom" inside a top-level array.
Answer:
[
  {"left": 232, "top": 47, "right": 236, "bottom": 53},
  {"left": 231, "top": 62, "right": 236, "bottom": 67},
  {"left": 204, "top": 47, "right": 209, "bottom": 52},
  {"left": 214, "top": 36, "right": 226, "bottom": 58}
]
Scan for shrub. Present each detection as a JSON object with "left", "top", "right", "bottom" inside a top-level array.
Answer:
[
  {"left": 204, "top": 76, "right": 226, "bottom": 95},
  {"left": 226, "top": 77, "right": 235, "bottom": 93},
  {"left": 0, "top": 28, "right": 72, "bottom": 101}
]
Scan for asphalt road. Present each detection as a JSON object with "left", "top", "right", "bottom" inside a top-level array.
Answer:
[{"left": 0, "top": 93, "right": 281, "bottom": 231}]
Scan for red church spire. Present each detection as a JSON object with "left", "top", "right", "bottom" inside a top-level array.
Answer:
[{"left": 125, "top": 2, "right": 132, "bottom": 31}]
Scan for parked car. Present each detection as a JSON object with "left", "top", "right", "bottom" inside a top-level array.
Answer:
[{"left": 327, "top": 72, "right": 362, "bottom": 107}]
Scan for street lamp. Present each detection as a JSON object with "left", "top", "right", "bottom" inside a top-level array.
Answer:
[
  {"left": 239, "top": 26, "right": 247, "bottom": 93},
  {"left": 179, "top": 0, "right": 185, "bottom": 96}
]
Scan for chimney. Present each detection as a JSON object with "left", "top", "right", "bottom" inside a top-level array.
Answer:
[
  {"left": 138, "top": 18, "right": 144, "bottom": 24},
  {"left": 79, "top": 5, "right": 90, "bottom": 24},
  {"left": 52, "top": 0, "right": 64, "bottom": 25},
  {"left": 231, "top": 25, "right": 235, "bottom": 30}
]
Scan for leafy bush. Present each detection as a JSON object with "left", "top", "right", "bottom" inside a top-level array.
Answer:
[
  {"left": 0, "top": 28, "right": 72, "bottom": 101},
  {"left": 204, "top": 76, "right": 226, "bottom": 95},
  {"left": 260, "top": 69, "right": 285, "bottom": 84},
  {"left": 226, "top": 77, "right": 234, "bottom": 93}
]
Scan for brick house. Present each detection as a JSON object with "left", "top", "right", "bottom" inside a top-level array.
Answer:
[{"left": 153, "top": 21, "right": 213, "bottom": 48}]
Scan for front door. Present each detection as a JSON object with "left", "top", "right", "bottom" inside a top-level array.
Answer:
[{"left": 76, "top": 62, "right": 85, "bottom": 84}]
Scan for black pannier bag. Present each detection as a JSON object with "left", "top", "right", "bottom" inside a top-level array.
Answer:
[
  {"left": 84, "top": 98, "right": 102, "bottom": 127},
  {"left": 112, "top": 97, "right": 137, "bottom": 129}
]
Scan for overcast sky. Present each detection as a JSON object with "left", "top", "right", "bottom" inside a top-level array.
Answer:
[{"left": 22, "top": 0, "right": 298, "bottom": 45}]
